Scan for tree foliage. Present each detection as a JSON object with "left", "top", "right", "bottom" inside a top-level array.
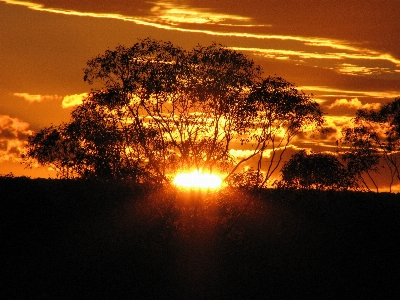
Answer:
[
  {"left": 25, "top": 38, "right": 323, "bottom": 185},
  {"left": 341, "top": 97, "right": 400, "bottom": 192},
  {"left": 340, "top": 126, "right": 381, "bottom": 192},
  {"left": 278, "top": 150, "right": 355, "bottom": 190},
  {"left": 230, "top": 77, "right": 324, "bottom": 187}
]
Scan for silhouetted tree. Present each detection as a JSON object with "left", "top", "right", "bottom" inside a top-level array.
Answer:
[
  {"left": 229, "top": 77, "right": 324, "bottom": 187},
  {"left": 24, "top": 124, "right": 82, "bottom": 179},
  {"left": 226, "top": 167, "right": 264, "bottom": 188},
  {"left": 340, "top": 126, "right": 381, "bottom": 192},
  {"left": 278, "top": 150, "right": 355, "bottom": 190},
  {"left": 342, "top": 97, "right": 400, "bottom": 191},
  {"left": 25, "top": 38, "right": 323, "bottom": 184},
  {"left": 24, "top": 102, "right": 154, "bottom": 181}
]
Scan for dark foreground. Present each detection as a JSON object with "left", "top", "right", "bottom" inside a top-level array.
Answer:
[{"left": 2, "top": 178, "right": 400, "bottom": 299}]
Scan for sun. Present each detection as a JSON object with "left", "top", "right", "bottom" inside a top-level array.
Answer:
[{"left": 173, "top": 170, "right": 223, "bottom": 189}]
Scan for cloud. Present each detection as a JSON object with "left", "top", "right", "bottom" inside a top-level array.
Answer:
[
  {"left": 305, "top": 115, "right": 354, "bottom": 144},
  {"left": 231, "top": 47, "right": 400, "bottom": 76},
  {"left": 327, "top": 98, "right": 381, "bottom": 110},
  {"left": 229, "top": 149, "right": 257, "bottom": 159},
  {"left": 4, "top": 0, "right": 256, "bottom": 27},
  {"left": 299, "top": 85, "right": 400, "bottom": 99},
  {"left": 337, "top": 63, "right": 393, "bottom": 76},
  {"left": 0, "top": 115, "right": 33, "bottom": 162},
  {"left": 4, "top": 0, "right": 400, "bottom": 75},
  {"left": 13, "top": 92, "right": 88, "bottom": 108},
  {"left": 62, "top": 93, "right": 88, "bottom": 108},
  {"left": 150, "top": 2, "right": 251, "bottom": 26},
  {"left": 229, "top": 144, "right": 306, "bottom": 161},
  {"left": 13, "top": 93, "right": 88, "bottom": 108},
  {"left": 13, "top": 92, "right": 61, "bottom": 103}
]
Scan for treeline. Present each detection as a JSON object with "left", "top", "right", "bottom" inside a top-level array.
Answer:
[
  {"left": 278, "top": 99, "right": 400, "bottom": 192},
  {"left": 22, "top": 38, "right": 400, "bottom": 192}
]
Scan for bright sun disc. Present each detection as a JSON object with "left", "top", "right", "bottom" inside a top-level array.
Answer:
[{"left": 173, "top": 170, "right": 222, "bottom": 189}]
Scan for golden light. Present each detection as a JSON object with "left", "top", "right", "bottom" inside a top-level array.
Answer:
[{"left": 173, "top": 170, "right": 223, "bottom": 189}]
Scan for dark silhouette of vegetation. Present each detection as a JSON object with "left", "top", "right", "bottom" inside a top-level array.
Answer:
[
  {"left": 278, "top": 150, "right": 356, "bottom": 190},
  {"left": 278, "top": 97, "right": 400, "bottom": 192},
  {"left": 340, "top": 97, "right": 400, "bottom": 192},
  {"left": 3, "top": 177, "right": 400, "bottom": 299},
  {"left": 341, "top": 126, "right": 381, "bottom": 192},
  {"left": 24, "top": 38, "right": 323, "bottom": 186},
  {"left": 225, "top": 167, "right": 264, "bottom": 188}
]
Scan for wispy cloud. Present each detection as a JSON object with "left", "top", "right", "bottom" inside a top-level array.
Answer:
[
  {"left": 4, "top": 0, "right": 400, "bottom": 76},
  {"left": 327, "top": 98, "right": 381, "bottom": 110},
  {"left": 0, "top": 114, "right": 33, "bottom": 162},
  {"left": 13, "top": 92, "right": 61, "bottom": 103},
  {"left": 299, "top": 86, "right": 400, "bottom": 99},
  {"left": 337, "top": 63, "right": 393, "bottom": 76},
  {"left": 149, "top": 2, "right": 252, "bottom": 26},
  {"left": 319, "top": 115, "right": 354, "bottom": 142},
  {"left": 13, "top": 91, "right": 88, "bottom": 108},
  {"left": 231, "top": 47, "right": 400, "bottom": 76}
]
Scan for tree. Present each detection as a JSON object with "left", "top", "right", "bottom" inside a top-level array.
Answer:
[
  {"left": 340, "top": 126, "right": 381, "bottom": 192},
  {"left": 226, "top": 167, "right": 264, "bottom": 188},
  {"left": 25, "top": 100, "right": 156, "bottom": 181},
  {"left": 24, "top": 124, "right": 80, "bottom": 179},
  {"left": 278, "top": 150, "right": 355, "bottom": 190},
  {"left": 25, "top": 38, "right": 323, "bottom": 185},
  {"left": 342, "top": 97, "right": 400, "bottom": 192},
  {"left": 229, "top": 77, "right": 324, "bottom": 187}
]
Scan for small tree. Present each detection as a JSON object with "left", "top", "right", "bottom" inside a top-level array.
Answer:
[
  {"left": 229, "top": 77, "right": 324, "bottom": 187},
  {"left": 226, "top": 167, "right": 264, "bottom": 188},
  {"left": 24, "top": 124, "right": 82, "bottom": 179},
  {"left": 278, "top": 150, "right": 355, "bottom": 190},
  {"left": 342, "top": 97, "right": 400, "bottom": 192},
  {"left": 340, "top": 126, "right": 381, "bottom": 192}
]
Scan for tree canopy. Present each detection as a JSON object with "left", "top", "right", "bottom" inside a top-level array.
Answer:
[
  {"left": 278, "top": 150, "right": 356, "bottom": 190},
  {"left": 25, "top": 38, "right": 324, "bottom": 185},
  {"left": 340, "top": 97, "right": 400, "bottom": 192}
]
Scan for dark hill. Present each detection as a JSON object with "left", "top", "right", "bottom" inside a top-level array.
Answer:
[{"left": 2, "top": 178, "right": 400, "bottom": 299}]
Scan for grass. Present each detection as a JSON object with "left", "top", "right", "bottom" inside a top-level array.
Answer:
[{"left": 2, "top": 177, "right": 400, "bottom": 299}]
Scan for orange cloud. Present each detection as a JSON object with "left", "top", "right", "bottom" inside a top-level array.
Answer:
[
  {"left": 229, "top": 144, "right": 306, "bottom": 161},
  {"left": 0, "top": 115, "right": 33, "bottom": 162},
  {"left": 4, "top": 0, "right": 400, "bottom": 73},
  {"left": 2, "top": 0, "right": 254, "bottom": 28},
  {"left": 13, "top": 92, "right": 61, "bottom": 103},
  {"left": 62, "top": 93, "right": 88, "bottom": 108},
  {"left": 299, "top": 86, "right": 400, "bottom": 99},
  {"left": 337, "top": 63, "right": 393, "bottom": 76},
  {"left": 150, "top": 1, "right": 251, "bottom": 26},
  {"left": 13, "top": 92, "right": 88, "bottom": 108},
  {"left": 327, "top": 98, "right": 381, "bottom": 110},
  {"left": 319, "top": 115, "right": 354, "bottom": 142},
  {"left": 231, "top": 47, "right": 400, "bottom": 76}
]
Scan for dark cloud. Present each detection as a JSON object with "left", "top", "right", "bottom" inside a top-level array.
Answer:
[
  {"left": 0, "top": 115, "right": 33, "bottom": 162},
  {"left": 0, "top": 140, "right": 7, "bottom": 151},
  {"left": 0, "top": 128, "right": 16, "bottom": 139}
]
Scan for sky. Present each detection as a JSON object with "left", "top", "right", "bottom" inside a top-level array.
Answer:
[{"left": 1, "top": 0, "right": 400, "bottom": 186}]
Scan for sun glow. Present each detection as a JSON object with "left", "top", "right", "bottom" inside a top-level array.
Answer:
[{"left": 173, "top": 170, "right": 222, "bottom": 189}]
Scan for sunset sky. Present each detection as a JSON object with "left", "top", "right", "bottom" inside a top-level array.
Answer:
[{"left": 1, "top": 0, "right": 400, "bottom": 184}]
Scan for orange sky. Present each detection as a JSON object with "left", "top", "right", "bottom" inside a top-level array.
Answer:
[{"left": 1, "top": 0, "right": 400, "bottom": 183}]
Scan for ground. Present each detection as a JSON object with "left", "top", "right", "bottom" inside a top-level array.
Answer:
[{"left": 3, "top": 178, "right": 400, "bottom": 299}]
